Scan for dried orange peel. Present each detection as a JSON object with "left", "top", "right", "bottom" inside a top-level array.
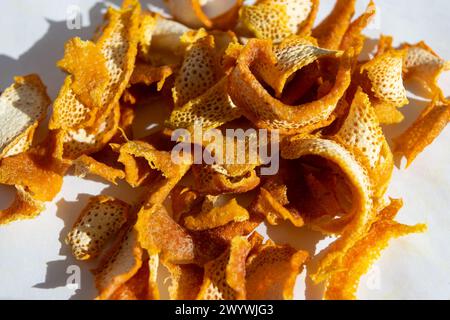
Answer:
[
  {"left": 197, "top": 236, "right": 251, "bottom": 300},
  {"left": 50, "top": 1, "right": 141, "bottom": 130},
  {"left": 184, "top": 197, "right": 250, "bottom": 231},
  {"left": 334, "top": 88, "right": 393, "bottom": 198},
  {"left": 281, "top": 138, "right": 374, "bottom": 281},
  {"left": 324, "top": 199, "right": 426, "bottom": 300},
  {"left": 253, "top": 36, "right": 342, "bottom": 97},
  {"left": 394, "top": 97, "right": 450, "bottom": 167},
  {"left": 94, "top": 226, "right": 143, "bottom": 300},
  {"left": 0, "top": 186, "right": 45, "bottom": 225},
  {"left": 164, "top": 0, "right": 243, "bottom": 30},
  {"left": 66, "top": 196, "right": 130, "bottom": 260},
  {"left": 402, "top": 41, "right": 450, "bottom": 96},
  {"left": 73, "top": 155, "right": 125, "bottom": 185},
  {"left": 229, "top": 39, "right": 353, "bottom": 134},
  {"left": 246, "top": 239, "right": 309, "bottom": 300},
  {"left": 312, "top": 0, "right": 357, "bottom": 50},
  {"left": 0, "top": 75, "right": 50, "bottom": 159},
  {"left": 239, "top": 0, "right": 319, "bottom": 42}
]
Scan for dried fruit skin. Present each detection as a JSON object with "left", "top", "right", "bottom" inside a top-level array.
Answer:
[
  {"left": 394, "top": 98, "right": 450, "bottom": 167},
  {"left": 66, "top": 196, "right": 130, "bottom": 261},
  {"left": 246, "top": 240, "right": 308, "bottom": 300},
  {"left": 0, "top": 75, "right": 50, "bottom": 159},
  {"left": 324, "top": 199, "right": 426, "bottom": 300}
]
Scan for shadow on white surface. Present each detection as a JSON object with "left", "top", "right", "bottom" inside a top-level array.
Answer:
[
  {"left": 0, "top": 2, "right": 113, "bottom": 98},
  {"left": 33, "top": 194, "right": 96, "bottom": 299}
]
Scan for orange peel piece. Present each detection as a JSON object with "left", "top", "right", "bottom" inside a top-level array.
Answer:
[
  {"left": 57, "top": 37, "right": 109, "bottom": 109},
  {"left": 66, "top": 196, "right": 130, "bottom": 261},
  {"left": 74, "top": 154, "right": 125, "bottom": 185},
  {"left": 192, "top": 164, "right": 260, "bottom": 195},
  {"left": 168, "top": 77, "right": 241, "bottom": 132},
  {"left": 50, "top": 1, "right": 141, "bottom": 130},
  {"left": 229, "top": 39, "right": 353, "bottom": 134},
  {"left": 197, "top": 236, "right": 251, "bottom": 300},
  {"left": 0, "top": 75, "right": 50, "bottom": 159},
  {"left": 324, "top": 199, "right": 426, "bottom": 300},
  {"left": 360, "top": 49, "right": 409, "bottom": 108},
  {"left": 246, "top": 240, "right": 308, "bottom": 300},
  {"left": 184, "top": 197, "right": 250, "bottom": 231},
  {"left": 239, "top": 2, "right": 292, "bottom": 43},
  {"left": 402, "top": 41, "right": 450, "bottom": 96},
  {"left": 334, "top": 88, "right": 393, "bottom": 198},
  {"left": 164, "top": 261, "right": 204, "bottom": 300},
  {"left": 250, "top": 187, "right": 304, "bottom": 227},
  {"left": 165, "top": 0, "right": 243, "bottom": 29},
  {"left": 56, "top": 102, "right": 120, "bottom": 160},
  {"left": 109, "top": 255, "right": 159, "bottom": 300},
  {"left": 394, "top": 97, "right": 450, "bottom": 168},
  {"left": 116, "top": 140, "right": 180, "bottom": 179},
  {"left": 339, "top": 1, "right": 376, "bottom": 53},
  {"left": 312, "top": 0, "right": 356, "bottom": 50},
  {"left": 172, "top": 35, "right": 221, "bottom": 108},
  {"left": 0, "top": 145, "right": 65, "bottom": 202},
  {"left": 191, "top": 212, "right": 263, "bottom": 265},
  {"left": 281, "top": 138, "right": 374, "bottom": 282},
  {"left": 129, "top": 63, "right": 174, "bottom": 91},
  {"left": 94, "top": 226, "right": 143, "bottom": 300},
  {"left": 0, "top": 186, "right": 45, "bottom": 225},
  {"left": 135, "top": 157, "right": 193, "bottom": 263},
  {"left": 253, "top": 36, "right": 341, "bottom": 97},
  {"left": 239, "top": 0, "right": 318, "bottom": 42},
  {"left": 138, "top": 14, "right": 192, "bottom": 66},
  {"left": 138, "top": 204, "right": 195, "bottom": 264}
]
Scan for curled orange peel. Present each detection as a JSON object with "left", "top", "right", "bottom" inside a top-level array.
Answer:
[
  {"left": 281, "top": 138, "right": 374, "bottom": 282},
  {"left": 66, "top": 196, "right": 130, "bottom": 261},
  {"left": 394, "top": 97, "right": 450, "bottom": 168},
  {"left": 0, "top": 75, "right": 50, "bottom": 159},
  {"left": 184, "top": 197, "right": 250, "bottom": 231},
  {"left": 165, "top": 0, "right": 243, "bottom": 30},
  {"left": 312, "top": 0, "right": 357, "bottom": 50},
  {"left": 324, "top": 199, "right": 426, "bottom": 300},
  {"left": 197, "top": 236, "right": 251, "bottom": 300},
  {"left": 246, "top": 239, "right": 309, "bottom": 300},
  {"left": 229, "top": 39, "right": 353, "bottom": 134}
]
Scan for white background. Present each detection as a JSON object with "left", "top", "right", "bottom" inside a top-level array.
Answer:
[{"left": 0, "top": 0, "right": 449, "bottom": 300}]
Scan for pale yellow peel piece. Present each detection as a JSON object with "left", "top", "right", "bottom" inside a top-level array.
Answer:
[
  {"left": 168, "top": 77, "right": 241, "bottom": 132},
  {"left": 402, "top": 41, "right": 450, "bottom": 96},
  {"left": 361, "top": 49, "right": 409, "bottom": 108},
  {"left": 57, "top": 102, "right": 120, "bottom": 160},
  {"left": 253, "top": 36, "right": 340, "bottom": 97},
  {"left": 0, "top": 75, "right": 50, "bottom": 159},
  {"left": 334, "top": 88, "right": 393, "bottom": 199},
  {"left": 50, "top": 1, "right": 141, "bottom": 130},
  {"left": 172, "top": 35, "right": 221, "bottom": 108},
  {"left": 66, "top": 196, "right": 130, "bottom": 261}
]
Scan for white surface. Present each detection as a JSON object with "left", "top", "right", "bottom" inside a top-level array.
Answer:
[{"left": 0, "top": 0, "right": 449, "bottom": 300}]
